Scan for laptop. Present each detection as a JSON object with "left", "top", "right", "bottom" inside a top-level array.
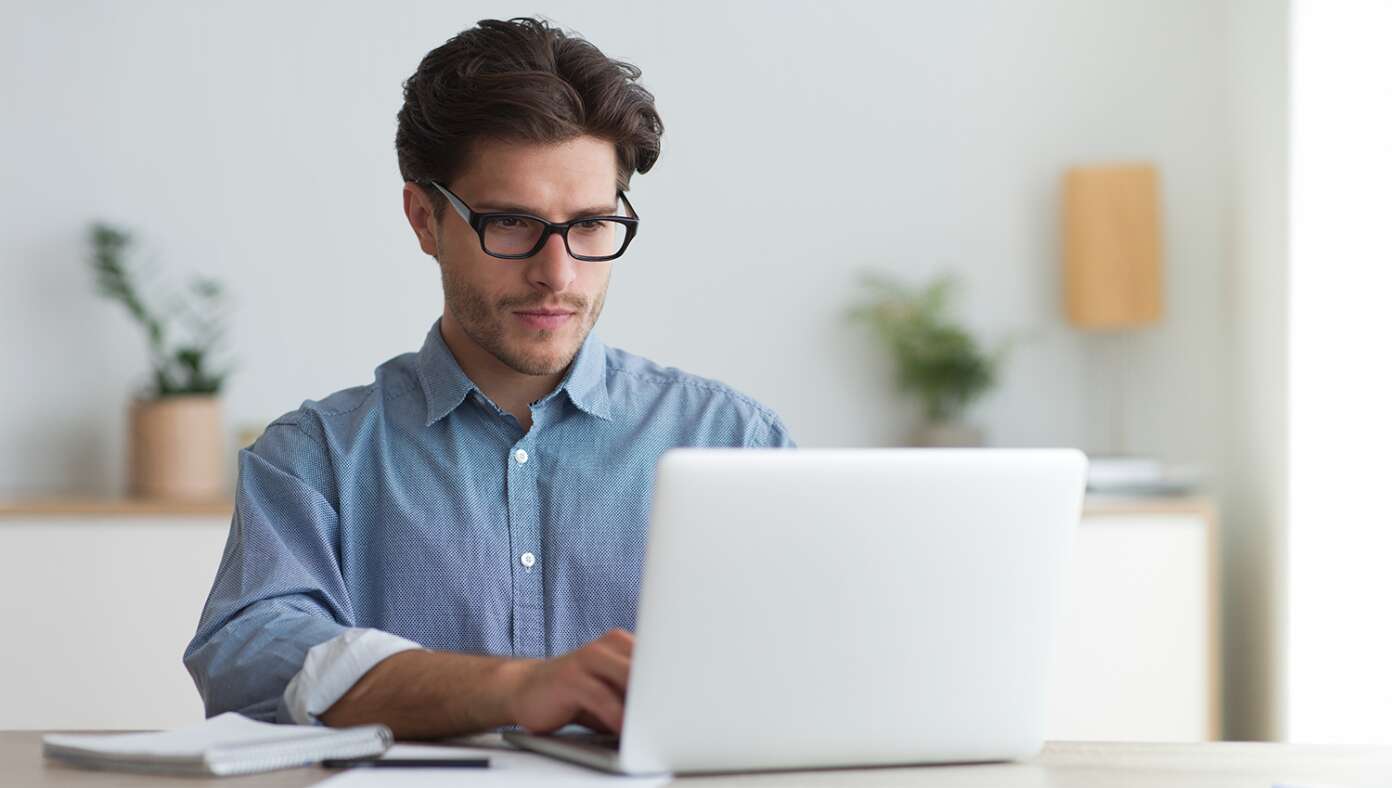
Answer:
[{"left": 504, "top": 447, "right": 1088, "bottom": 775}]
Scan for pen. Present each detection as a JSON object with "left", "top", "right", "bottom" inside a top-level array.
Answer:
[{"left": 321, "top": 757, "right": 491, "bottom": 769}]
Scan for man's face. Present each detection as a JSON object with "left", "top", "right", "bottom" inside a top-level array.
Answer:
[{"left": 427, "top": 135, "right": 619, "bottom": 377}]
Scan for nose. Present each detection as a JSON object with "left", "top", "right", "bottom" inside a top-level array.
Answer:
[{"left": 525, "top": 230, "right": 578, "bottom": 294}]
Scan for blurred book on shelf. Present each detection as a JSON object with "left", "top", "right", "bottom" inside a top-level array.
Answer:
[{"left": 1085, "top": 455, "right": 1202, "bottom": 496}]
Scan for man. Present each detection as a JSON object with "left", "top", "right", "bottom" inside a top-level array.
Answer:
[{"left": 183, "top": 17, "right": 793, "bottom": 740}]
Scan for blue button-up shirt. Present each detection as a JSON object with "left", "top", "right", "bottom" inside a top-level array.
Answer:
[{"left": 184, "top": 319, "right": 794, "bottom": 722}]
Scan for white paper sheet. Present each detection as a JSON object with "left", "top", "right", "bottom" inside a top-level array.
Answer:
[{"left": 314, "top": 742, "right": 671, "bottom": 787}]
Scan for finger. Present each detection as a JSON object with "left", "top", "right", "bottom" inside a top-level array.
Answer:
[
  {"left": 601, "top": 628, "right": 635, "bottom": 655},
  {"left": 579, "top": 642, "right": 631, "bottom": 693},
  {"left": 575, "top": 709, "right": 610, "bottom": 733},
  {"left": 574, "top": 675, "right": 625, "bottom": 734}
]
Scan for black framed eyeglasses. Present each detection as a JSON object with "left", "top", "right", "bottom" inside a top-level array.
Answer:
[{"left": 429, "top": 181, "right": 639, "bottom": 262}]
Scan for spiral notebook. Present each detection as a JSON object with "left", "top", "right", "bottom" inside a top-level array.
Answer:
[{"left": 42, "top": 712, "right": 393, "bottom": 776}]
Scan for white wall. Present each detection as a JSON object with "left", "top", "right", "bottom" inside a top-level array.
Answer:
[
  {"left": 1, "top": 0, "right": 1278, "bottom": 735},
  {"left": 0, "top": 0, "right": 1232, "bottom": 491},
  {"left": 1287, "top": 0, "right": 1392, "bottom": 745}
]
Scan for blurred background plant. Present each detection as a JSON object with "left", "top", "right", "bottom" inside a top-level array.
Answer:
[
  {"left": 88, "top": 222, "right": 233, "bottom": 397},
  {"left": 849, "top": 271, "right": 1006, "bottom": 428}
]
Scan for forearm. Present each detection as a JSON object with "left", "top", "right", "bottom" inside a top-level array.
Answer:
[{"left": 318, "top": 649, "right": 536, "bottom": 738}]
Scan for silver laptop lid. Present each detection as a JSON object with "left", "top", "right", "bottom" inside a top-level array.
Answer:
[{"left": 618, "top": 448, "right": 1087, "bottom": 774}]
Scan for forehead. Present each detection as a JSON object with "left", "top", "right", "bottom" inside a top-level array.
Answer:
[{"left": 454, "top": 135, "right": 619, "bottom": 209}]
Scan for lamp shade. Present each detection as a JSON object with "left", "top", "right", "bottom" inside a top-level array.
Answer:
[{"left": 1062, "top": 164, "right": 1163, "bottom": 329}]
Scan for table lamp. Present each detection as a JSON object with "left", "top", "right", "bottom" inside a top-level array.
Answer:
[{"left": 1062, "top": 164, "right": 1174, "bottom": 491}]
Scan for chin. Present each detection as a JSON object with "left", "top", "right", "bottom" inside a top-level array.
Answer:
[{"left": 503, "top": 336, "right": 583, "bottom": 376}]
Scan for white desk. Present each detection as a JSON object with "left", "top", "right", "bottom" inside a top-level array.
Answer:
[{"left": 6, "top": 735, "right": 1392, "bottom": 787}]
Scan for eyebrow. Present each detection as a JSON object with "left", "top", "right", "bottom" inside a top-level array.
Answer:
[{"left": 470, "top": 201, "right": 620, "bottom": 220}]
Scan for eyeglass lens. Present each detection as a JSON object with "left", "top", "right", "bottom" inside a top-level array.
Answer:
[{"left": 482, "top": 217, "right": 631, "bottom": 259}]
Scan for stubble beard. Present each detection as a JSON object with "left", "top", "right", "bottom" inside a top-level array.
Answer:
[{"left": 440, "top": 261, "right": 607, "bottom": 377}]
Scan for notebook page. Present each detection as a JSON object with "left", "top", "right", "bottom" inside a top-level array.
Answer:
[{"left": 43, "top": 713, "right": 351, "bottom": 758}]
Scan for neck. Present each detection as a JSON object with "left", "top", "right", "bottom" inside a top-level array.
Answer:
[{"left": 439, "top": 314, "right": 565, "bottom": 432}]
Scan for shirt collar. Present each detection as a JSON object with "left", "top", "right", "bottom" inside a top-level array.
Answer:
[
  {"left": 416, "top": 318, "right": 611, "bottom": 427},
  {"left": 553, "top": 328, "right": 612, "bottom": 421}
]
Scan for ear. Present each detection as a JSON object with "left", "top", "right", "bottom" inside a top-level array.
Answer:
[{"left": 403, "top": 182, "right": 441, "bottom": 257}]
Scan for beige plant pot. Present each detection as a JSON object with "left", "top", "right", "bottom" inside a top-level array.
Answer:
[
  {"left": 915, "top": 421, "right": 985, "bottom": 448},
  {"left": 129, "top": 395, "right": 227, "bottom": 500}
]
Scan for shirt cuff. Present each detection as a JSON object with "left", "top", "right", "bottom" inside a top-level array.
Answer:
[{"left": 282, "top": 628, "right": 426, "bottom": 725}]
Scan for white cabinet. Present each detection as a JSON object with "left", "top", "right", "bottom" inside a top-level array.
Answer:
[
  {"left": 0, "top": 497, "right": 1220, "bottom": 736},
  {"left": 0, "top": 506, "right": 230, "bottom": 730},
  {"left": 1045, "top": 498, "right": 1219, "bottom": 741}
]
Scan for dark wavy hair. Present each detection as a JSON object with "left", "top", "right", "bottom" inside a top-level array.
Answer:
[{"left": 396, "top": 17, "right": 664, "bottom": 220}]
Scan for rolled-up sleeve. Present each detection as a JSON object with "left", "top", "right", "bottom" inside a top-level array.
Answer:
[{"left": 183, "top": 414, "right": 355, "bottom": 723}]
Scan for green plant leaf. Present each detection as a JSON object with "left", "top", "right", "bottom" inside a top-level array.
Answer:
[
  {"left": 849, "top": 270, "right": 1004, "bottom": 423},
  {"left": 87, "top": 221, "right": 233, "bottom": 397}
]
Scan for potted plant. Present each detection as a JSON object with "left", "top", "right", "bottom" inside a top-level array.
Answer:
[
  {"left": 89, "top": 222, "right": 234, "bottom": 499},
  {"left": 849, "top": 272, "right": 1005, "bottom": 447}
]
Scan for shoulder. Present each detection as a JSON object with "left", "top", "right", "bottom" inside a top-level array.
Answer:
[
  {"left": 254, "top": 351, "right": 422, "bottom": 458},
  {"left": 240, "top": 352, "right": 426, "bottom": 509},
  {"left": 602, "top": 345, "right": 795, "bottom": 448}
]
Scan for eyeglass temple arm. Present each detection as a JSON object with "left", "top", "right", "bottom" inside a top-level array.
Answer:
[{"left": 429, "top": 181, "right": 473, "bottom": 223}]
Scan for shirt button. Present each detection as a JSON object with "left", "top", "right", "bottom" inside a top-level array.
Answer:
[
  {"left": 514, "top": 448, "right": 529, "bottom": 465},
  {"left": 520, "top": 552, "right": 536, "bottom": 568}
]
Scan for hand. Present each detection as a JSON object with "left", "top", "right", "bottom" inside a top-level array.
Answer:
[{"left": 505, "top": 628, "right": 633, "bottom": 734}]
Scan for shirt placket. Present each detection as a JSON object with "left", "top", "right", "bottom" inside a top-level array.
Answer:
[{"left": 506, "top": 428, "right": 545, "bottom": 658}]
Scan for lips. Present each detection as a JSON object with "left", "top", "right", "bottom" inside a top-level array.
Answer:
[{"left": 513, "top": 309, "right": 576, "bottom": 330}]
